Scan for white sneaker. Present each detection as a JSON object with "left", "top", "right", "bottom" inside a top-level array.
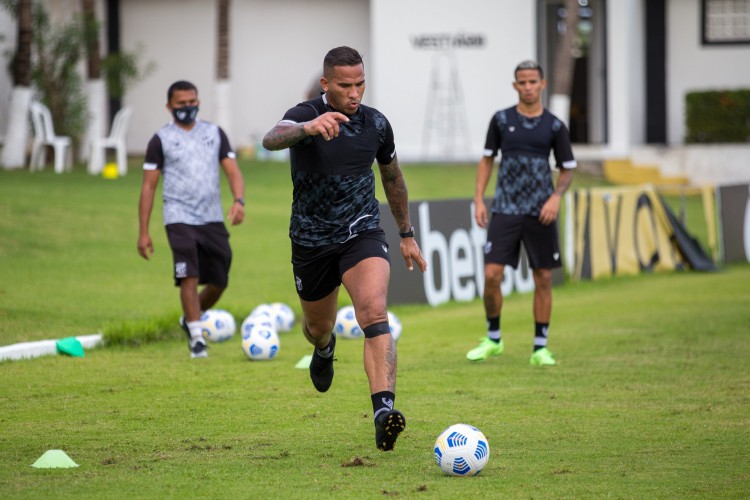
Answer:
[{"left": 189, "top": 338, "right": 208, "bottom": 358}]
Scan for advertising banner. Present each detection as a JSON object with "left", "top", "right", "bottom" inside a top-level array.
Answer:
[
  {"left": 381, "top": 199, "right": 562, "bottom": 306},
  {"left": 567, "top": 185, "right": 716, "bottom": 280}
]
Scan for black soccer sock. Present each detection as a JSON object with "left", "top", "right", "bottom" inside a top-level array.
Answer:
[
  {"left": 534, "top": 322, "right": 549, "bottom": 352},
  {"left": 315, "top": 334, "right": 335, "bottom": 358},
  {"left": 371, "top": 391, "right": 395, "bottom": 421},
  {"left": 487, "top": 316, "right": 501, "bottom": 342}
]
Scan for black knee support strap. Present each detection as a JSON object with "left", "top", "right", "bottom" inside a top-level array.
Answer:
[{"left": 363, "top": 321, "right": 391, "bottom": 339}]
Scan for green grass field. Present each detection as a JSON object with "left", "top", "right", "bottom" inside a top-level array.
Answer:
[{"left": 1, "top": 161, "right": 748, "bottom": 498}]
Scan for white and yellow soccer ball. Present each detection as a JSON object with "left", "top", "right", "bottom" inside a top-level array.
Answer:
[
  {"left": 269, "top": 302, "right": 295, "bottom": 332},
  {"left": 240, "top": 312, "right": 276, "bottom": 341},
  {"left": 387, "top": 310, "right": 402, "bottom": 342},
  {"left": 241, "top": 325, "right": 279, "bottom": 361},
  {"left": 334, "top": 305, "right": 363, "bottom": 339},
  {"left": 433, "top": 424, "right": 490, "bottom": 477},
  {"left": 249, "top": 303, "right": 275, "bottom": 320},
  {"left": 200, "top": 309, "right": 236, "bottom": 343}
]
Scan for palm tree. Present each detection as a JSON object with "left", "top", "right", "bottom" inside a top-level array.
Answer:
[
  {"left": 549, "top": 0, "right": 579, "bottom": 129},
  {"left": 1, "top": 0, "right": 33, "bottom": 169},
  {"left": 215, "top": 0, "right": 232, "bottom": 139}
]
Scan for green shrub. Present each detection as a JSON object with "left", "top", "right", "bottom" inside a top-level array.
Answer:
[{"left": 685, "top": 89, "right": 750, "bottom": 143}]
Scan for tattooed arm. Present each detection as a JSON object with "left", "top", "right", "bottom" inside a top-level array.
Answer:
[
  {"left": 262, "top": 112, "right": 350, "bottom": 151},
  {"left": 539, "top": 167, "right": 574, "bottom": 225},
  {"left": 378, "top": 155, "right": 427, "bottom": 272}
]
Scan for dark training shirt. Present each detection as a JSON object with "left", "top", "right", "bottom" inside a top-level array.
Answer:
[
  {"left": 483, "top": 106, "right": 576, "bottom": 216},
  {"left": 279, "top": 95, "right": 397, "bottom": 246}
]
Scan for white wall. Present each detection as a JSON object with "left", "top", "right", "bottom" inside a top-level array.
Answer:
[
  {"left": 667, "top": 0, "right": 750, "bottom": 146},
  {"left": 0, "top": 8, "right": 14, "bottom": 140},
  {"left": 122, "top": 0, "right": 370, "bottom": 154},
  {"left": 5, "top": 0, "right": 748, "bottom": 164},
  {"left": 231, "top": 0, "right": 370, "bottom": 150},
  {"left": 370, "top": 0, "right": 536, "bottom": 162},
  {"left": 122, "top": 0, "right": 219, "bottom": 153}
]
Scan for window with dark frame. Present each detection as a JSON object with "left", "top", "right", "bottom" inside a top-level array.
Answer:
[{"left": 702, "top": 0, "right": 750, "bottom": 45}]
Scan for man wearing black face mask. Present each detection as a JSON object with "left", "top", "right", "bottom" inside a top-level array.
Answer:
[{"left": 138, "top": 80, "right": 245, "bottom": 358}]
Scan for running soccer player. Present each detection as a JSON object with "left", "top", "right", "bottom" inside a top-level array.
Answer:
[
  {"left": 262, "top": 46, "right": 427, "bottom": 451},
  {"left": 467, "top": 60, "right": 576, "bottom": 366}
]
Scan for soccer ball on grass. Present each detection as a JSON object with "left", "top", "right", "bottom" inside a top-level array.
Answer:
[
  {"left": 240, "top": 312, "right": 276, "bottom": 340},
  {"left": 387, "top": 310, "right": 402, "bottom": 342},
  {"left": 433, "top": 423, "right": 490, "bottom": 476},
  {"left": 241, "top": 325, "right": 279, "bottom": 361},
  {"left": 200, "top": 309, "right": 236, "bottom": 343},
  {"left": 269, "top": 302, "right": 295, "bottom": 332},
  {"left": 334, "top": 305, "right": 363, "bottom": 339}
]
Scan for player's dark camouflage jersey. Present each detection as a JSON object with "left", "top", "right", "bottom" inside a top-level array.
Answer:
[
  {"left": 143, "top": 120, "right": 235, "bottom": 225},
  {"left": 483, "top": 106, "right": 576, "bottom": 216},
  {"left": 279, "top": 94, "right": 396, "bottom": 246}
]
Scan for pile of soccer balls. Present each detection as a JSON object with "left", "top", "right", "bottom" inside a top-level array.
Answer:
[
  {"left": 196, "top": 302, "right": 295, "bottom": 361},
  {"left": 239, "top": 302, "right": 294, "bottom": 361},
  {"left": 334, "top": 305, "right": 402, "bottom": 342}
]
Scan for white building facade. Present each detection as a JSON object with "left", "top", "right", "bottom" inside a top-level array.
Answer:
[{"left": 1, "top": 0, "right": 749, "bottom": 179}]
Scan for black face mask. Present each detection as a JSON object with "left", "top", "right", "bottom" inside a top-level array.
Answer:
[{"left": 172, "top": 105, "right": 199, "bottom": 125}]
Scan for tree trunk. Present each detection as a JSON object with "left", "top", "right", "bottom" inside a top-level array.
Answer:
[
  {"left": 549, "top": 0, "right": 579, "bottom": 128},
  {"left": 14, "top": 0, "right": 32, "bottom": 87},
  {"left": 215, "top": 0, "right": 232, "bottom": 140},
  {"left": 217, "top": 0, "right": 229, "bottom": 81},
  {"left": 1, "top": 0, "right": 33, "bottom": 169},
  {"left": 83, "top": 0, "right": 101, "bottom": 79}
]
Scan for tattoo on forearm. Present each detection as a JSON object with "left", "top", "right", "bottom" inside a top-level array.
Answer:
[
  {"left": 380, "top": 159, "right": 410, "bottom": 232},
  {"left": 262, "top": 124, "right": 307, "bottom": 151},
  {"left": 556, "top": 170, "right": 573, "bottom": 195}
]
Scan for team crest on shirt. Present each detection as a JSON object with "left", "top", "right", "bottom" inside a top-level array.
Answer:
[
  {"left": 202, "top": 136, "right": 215, "bottom": 148},
  {"left": 509, "top": 126, "right": 515, "bottom": 132}
]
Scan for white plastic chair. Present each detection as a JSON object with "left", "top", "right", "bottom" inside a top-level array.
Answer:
[
  {"left": 87, "top": 107, "right": 133, "bottom": 176},
  {"left": 29, "top": 101, "right": 72, "bottom": 173}
]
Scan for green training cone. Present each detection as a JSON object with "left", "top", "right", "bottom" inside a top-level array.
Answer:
[
  {"left": 32, "top": 449, "right": 79, "bottom": 468},
  {"left": 295, "top": 354, "right": 313, "bottom": 369},
  {"left": 56, "top": 337, "right": 85, "bottom": 357}
]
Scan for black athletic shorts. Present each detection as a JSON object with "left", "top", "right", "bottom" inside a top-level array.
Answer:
[
  {"left": 485, "top": 213, "right": 562, "bottom": 270},
  {"left": 165, "top": 222, "right": 232, "bottom": 287},
  {"left": 291, "top": 228, "right": 391, "bottom": 301}
]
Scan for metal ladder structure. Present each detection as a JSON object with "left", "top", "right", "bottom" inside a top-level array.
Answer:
[{"left": 421, "top": 50, "right": 472, "bottom": 160}]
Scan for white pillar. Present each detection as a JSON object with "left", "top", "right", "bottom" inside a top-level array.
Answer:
[
  {"left": 81, "top": 79, "right": 107, "bottom": 163},
  {"left": 215, "top": 79, "right": 232, "bottom": 142},
  {"left": 0, "top": 87, "right": 32, "bottom": 170},
  {"left": 607, "top": 0, "right": 645, "bottom": 155}
]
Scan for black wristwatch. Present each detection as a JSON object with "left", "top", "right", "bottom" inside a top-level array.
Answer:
[
  {"left": 234, "top": 198, "right": 245, "bottom": 206},
  {"left": 399, "top": 226, "right": 415, "bottom": 238}
]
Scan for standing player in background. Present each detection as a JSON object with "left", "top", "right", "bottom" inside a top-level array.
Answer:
[
  {"left": 138, "top": 80, "right": 245, "bottom": 359},
  {"left": 467, "top": 60, "right": 575, "bottom": 366},
  {"left": 262, "top": 46, "right": 427, "bottom": 451}
]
